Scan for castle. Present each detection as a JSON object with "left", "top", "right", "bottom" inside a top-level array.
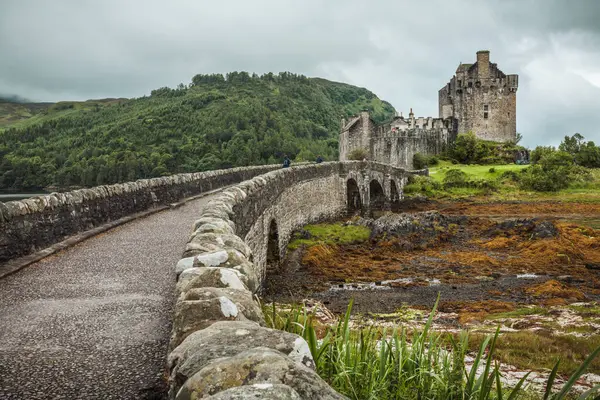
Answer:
[{"left": 339, "top": 50, "right": 519, "bottom": 168}]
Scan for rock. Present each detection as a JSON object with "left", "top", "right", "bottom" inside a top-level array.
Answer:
[
  {"left": 204, "top": 384, "right": 301, "bottom": 399},
  {"left": 168, "top": 321, "right": 315, "bottom": 394},
  {"left": 174, "top": 251, "right": 230, "bottom": 275},
  {"left": 531, "top": 221, "right": 558, "bottom": 238},
  {"left": 585, "top": 263, "right": 600, "bottom": 271},
  {"left": 170, "top": 287, "right": 264, "bottom": 347},
  {"left": 557, "top": 275, "right": 573, "bottom": 283},
  {"left": 195, "top": 250, "right": 230, "bottom": 268},
  {"left": 188, "top": 233, "right": 252, "bottom": 258},
  {"left": 177, "top": 268, "right": 204, "bottom": 288},
  {"left": 175, "top": 348, "right": 347, "bottom": 400},
  {"left": 192, "top": 218, "right": 235, "bottom": 235},
  {"left": 176, "top": 267, "right": 250, "bottom": 293}
]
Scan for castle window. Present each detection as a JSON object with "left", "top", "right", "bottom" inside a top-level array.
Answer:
[
  {"left": 458, "top": 80, "right": 462, "bottom": 87},
  {"left": 468, "top": 81, "right": 473, "bottom": 88},
  {"left": 484, "top": 104, "right": 489, "bottom": 119}
]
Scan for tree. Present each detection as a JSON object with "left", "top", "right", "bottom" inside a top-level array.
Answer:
[{"left": 559, "top": 133, "right": 585, "bottom": 155}]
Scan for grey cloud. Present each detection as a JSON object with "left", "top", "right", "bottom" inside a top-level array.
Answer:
[{"left": 1, "top": 0, "right": 599, "bottom": 145}]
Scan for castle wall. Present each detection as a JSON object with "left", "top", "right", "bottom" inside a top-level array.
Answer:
[
  {"left": 458, "top": 83, "right": 517, "bottom": 142},
  {"left": 371, "top": 129, "right": 452, "bottom": 169},
  {"left": 339, "top": 112, "right": 376, "bottom": 161},
  {"left": 340, "top": 112, "right": 453, "bottom": 169}
]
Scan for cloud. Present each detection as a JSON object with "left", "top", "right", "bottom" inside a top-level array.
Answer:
[{"left": 1, "top": 0, "right": 599, "bottom": 145}]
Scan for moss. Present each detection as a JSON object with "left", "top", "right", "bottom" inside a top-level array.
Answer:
[
  {"left": 288, "top": 223, "right": 371, "bottom": 250},
  {"left": 486, "top": 306, "right": 548, "bottom": 320}
]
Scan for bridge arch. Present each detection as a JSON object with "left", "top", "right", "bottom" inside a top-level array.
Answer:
[
  {"left": 346, "top": 178, "right": 362, "bottom": 214},
  {"left": 369, "top": 179, "right": 385, "bottom": 211}
]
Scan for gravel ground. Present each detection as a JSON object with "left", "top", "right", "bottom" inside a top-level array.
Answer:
[{"left": 0, "top": 194, "right": 219, "bottom": 400}]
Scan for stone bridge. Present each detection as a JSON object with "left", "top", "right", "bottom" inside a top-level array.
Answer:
[{"left": 0, "top": 161, "right": 424, "bottom": 399}]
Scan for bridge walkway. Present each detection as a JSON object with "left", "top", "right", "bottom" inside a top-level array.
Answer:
[{"left": 0, "top": 192, "right": 221, "bottom": 399}]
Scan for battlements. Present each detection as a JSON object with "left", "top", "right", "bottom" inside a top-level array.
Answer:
[
  {"left": 339, "top": 110, "right": 455, "bottom": 169},
  {"left": 339, "top": 50, "right": 517, "bottom": 168}
]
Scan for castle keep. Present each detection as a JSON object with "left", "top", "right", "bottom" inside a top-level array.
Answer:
[
  {"left": 439, "top": 50, "right": 518, "bottom": 142},
  {"left": 339, "top": 50, "right": 518, "bottom": 168}
]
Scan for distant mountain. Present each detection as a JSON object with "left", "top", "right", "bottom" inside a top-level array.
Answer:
[
  {"left": 0, "top": 94, "right": 33, "bottom": 103},
  {"left": 0, "top": 72, "right": 395, "bottom": 190}
]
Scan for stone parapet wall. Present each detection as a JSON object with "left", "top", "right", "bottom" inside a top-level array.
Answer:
[
  {"left": 167, "top": 161, "right": 416, "bottom": 399},
  {"left": 0, "top": 165, "right": 279, "bottom": 262}
]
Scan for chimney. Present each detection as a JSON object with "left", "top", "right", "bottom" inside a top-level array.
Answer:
[{"left": 477, "top": 50, "right": 490, "bottom": 79}]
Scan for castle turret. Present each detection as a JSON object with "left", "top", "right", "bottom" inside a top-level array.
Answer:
[{"left": 476, "top": 50, "right": 490, "bottom": 79}]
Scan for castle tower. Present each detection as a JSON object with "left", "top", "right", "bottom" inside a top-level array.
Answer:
[{"left": 438, "top": 50, "right": 518, "bottom": 142}]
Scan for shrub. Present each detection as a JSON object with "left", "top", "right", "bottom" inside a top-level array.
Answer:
[
  {"left": 413, "top": 153, "right": 440, "bottom": 170},
  {"left": 443, "top": 169, "right": 469, "bottom": 188},
  {"left": 500, "top": 170, "right": 521, "bottom": 182},
  {"left": 450, "top": 131, "right": 524, "bottom": 164},
  {"left": 519, "top": 165, "right": 570, "bottom": 192},
  {"left": 404, "top": 175, "right": 441, "bottom": 196},
  {"left": 488, "top": 167, "right": 496, "bottom": 173},
  {"left": 530, "top": 146, "right": 556, "bottom": 164},
  {"left": 348, "top": 148, "right": 368, "bottom": 161}
]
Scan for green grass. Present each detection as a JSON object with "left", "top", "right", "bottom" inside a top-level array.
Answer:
[
  {"left": 265, "top": 299, "right": 600, "bottom": 399},
  {"left": 287, "top": 223, "right": 371, "bottom": 250},
  {"left": 486, "top": 307, "right": 549, "bottom": 320},
  {"left": 468, "top": 331, "right": 600, "bottom": 378},
  {"left": 407, "top": 161, "right": 600, "bottom": 203},
  {"left": 428, "top": 160, "right": 528, "bottom": 183}
]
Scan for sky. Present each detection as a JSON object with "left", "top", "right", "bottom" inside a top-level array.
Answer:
[{"left": 1, "top": 0, "right": 599, "bottom": 147}]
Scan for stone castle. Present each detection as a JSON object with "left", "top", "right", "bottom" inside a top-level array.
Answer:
[{"left": 339, "top": 50, "right": 519, "bottom": 168}]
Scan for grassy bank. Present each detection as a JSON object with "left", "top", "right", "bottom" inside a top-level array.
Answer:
[
  {"left": 264, "top": 300, "right": 600, "bottom": 399},
  {"left": 406, "top": 161, "right": 600, "bottom": 203}
]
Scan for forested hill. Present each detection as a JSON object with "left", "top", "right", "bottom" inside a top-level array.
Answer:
[{"left": 0, "top": 72, "right": 395, "bottom": 190}]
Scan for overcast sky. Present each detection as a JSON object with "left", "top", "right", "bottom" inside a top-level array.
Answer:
[{"left": 1, "top": 0, "right": 599, "bottom": 147}]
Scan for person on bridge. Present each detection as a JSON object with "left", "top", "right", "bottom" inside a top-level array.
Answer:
[{"left": 282, "top": 155, "right": 291, "bottom": 168}]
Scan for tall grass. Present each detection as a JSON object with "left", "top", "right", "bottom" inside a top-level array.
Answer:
[{"left": 264, "top": 298, "right": 600, "bottom": 399}]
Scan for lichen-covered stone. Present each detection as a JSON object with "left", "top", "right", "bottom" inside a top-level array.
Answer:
[
  {"left": 204, "top": 383, "right": 301, "bottom": 399},
  {"left": 175, "top": 348, "right": 347, "bottom": 400},
  {"left": 192, "top": 218, "right": 235, "bottom": 235},
  {"left": 170, "top": 288, "right": 264, "bottom": 348},
  {"left": 186, "top": 233, "right": 251, "bottom": 259},
  {"left": 177, "top": 268, "right": 204, "bottom": 289},
  {"left": 168, "top": 321, "right": 314, "bottom": 394},
  {"left": 176, "top": 267, "right": 249, "bottom": 293}
]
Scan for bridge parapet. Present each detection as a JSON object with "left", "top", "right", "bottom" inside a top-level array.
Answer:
[
  {"left": 0, "top": 165, "right": 279, "bottom": 263},
  {"left": 167, "top": 161, "right": 423, "bottom": 398}
]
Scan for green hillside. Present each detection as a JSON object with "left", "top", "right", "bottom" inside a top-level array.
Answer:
[
  {"left": 0, "top": 98, "right": 126, "bottom": 129},
  {"left": 0, "top": 72, "right": 395, "bottom": 190}
]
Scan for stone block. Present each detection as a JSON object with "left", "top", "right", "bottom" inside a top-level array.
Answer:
[
  {"left": 175, "top": 348, "right": 346, "bottom": 400},
  {"left": 170, "top": 287, "right": 264, "bottom": 348},
  {"left": 203, "top": 384, "right": 301, "bottom": 399},
  {"left": 168, "top": 321, "right": 314, "bottom": 395}
]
